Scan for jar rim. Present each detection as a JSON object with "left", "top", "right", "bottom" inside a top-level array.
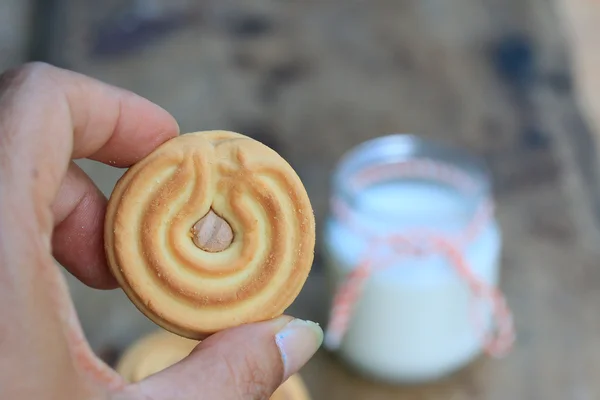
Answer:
[{"left": 332, "top": 134, "right": 493, "bottom": 221}]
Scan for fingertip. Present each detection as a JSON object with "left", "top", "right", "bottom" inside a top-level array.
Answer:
[
  {"left": 85, "top": 90, "right": 180, "bottom": 167},
  {"left": 42, "top": 66, "right": 180, "bottom": 166},
  {"left": 274, "top": 318, "right": 323, "bottom": 381}
]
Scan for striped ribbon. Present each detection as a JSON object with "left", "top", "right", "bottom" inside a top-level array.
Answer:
[{"left": 324, "top": 159, "right": 515, "bottom": 358}]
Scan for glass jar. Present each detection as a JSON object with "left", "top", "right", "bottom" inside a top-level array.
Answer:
[{"left": 323, "top": 134, "right": 513, "bottom": 383}]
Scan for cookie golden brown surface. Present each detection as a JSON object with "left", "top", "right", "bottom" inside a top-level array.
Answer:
[
  {"left": 115, "top": 330, "right": 198, "bottom": 383},
  {"left": 271, "top": 374, "right": 312, "bottom": 400},
  {"left": 116, "top": 330, "right": 311, "bottom": 400},
  {"left": 105, "top": 131, "right": 315, "bottom": 339}
]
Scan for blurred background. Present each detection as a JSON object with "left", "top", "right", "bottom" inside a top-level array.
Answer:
[{"left": 4, "top": 0, "right": 600, "bottom": 398}]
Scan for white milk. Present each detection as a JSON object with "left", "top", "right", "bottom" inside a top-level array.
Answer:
[{"left": 323, "top": 138, "right": 502, "bottom": 383}]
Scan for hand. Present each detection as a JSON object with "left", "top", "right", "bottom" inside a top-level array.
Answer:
[{"left": 0, "top": 63, "right": 323, "bottom": 400}]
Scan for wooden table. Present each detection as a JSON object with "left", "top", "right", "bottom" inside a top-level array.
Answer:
[
  {"left": 49, "top": 0, "right": 600, "bottom": 398},
  {"left": 287, "top": 181, "right": 600, "bottom": 400}
]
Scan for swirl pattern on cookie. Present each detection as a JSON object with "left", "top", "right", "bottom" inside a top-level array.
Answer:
[{"left": 105, "top": 131, "right": 315, "bottom": 338}]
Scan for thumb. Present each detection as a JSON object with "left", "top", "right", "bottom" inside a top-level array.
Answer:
[{"left": 126, "top": 316, "right": 323, "bottom": 400}]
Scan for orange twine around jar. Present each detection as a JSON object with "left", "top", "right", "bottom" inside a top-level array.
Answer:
[{"left": 324, "top": 159, "right": 515, "bottom": 358}]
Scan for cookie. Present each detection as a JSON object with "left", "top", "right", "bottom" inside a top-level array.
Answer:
[
  {"left": 104, "top": 131, "right": 315, "bottom": 338},
  {"left": 115, "top": 330, "right": 197, "bottom": 383}
]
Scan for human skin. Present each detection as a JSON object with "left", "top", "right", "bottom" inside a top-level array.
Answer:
[{"left": 0, "top": 62, "right": 323, "bottom": 400}]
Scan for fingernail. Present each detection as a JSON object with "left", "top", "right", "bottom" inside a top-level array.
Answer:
[{"left": 275, "top": 319, "right": 323, "bottom": 381}]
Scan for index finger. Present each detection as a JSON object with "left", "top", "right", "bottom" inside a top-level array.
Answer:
[
  {"left": 0, "top": 62, "right": 179, "bottom": 290},
  {"left": 0, "top": 62, "right": 179, "bottom": 168}
]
